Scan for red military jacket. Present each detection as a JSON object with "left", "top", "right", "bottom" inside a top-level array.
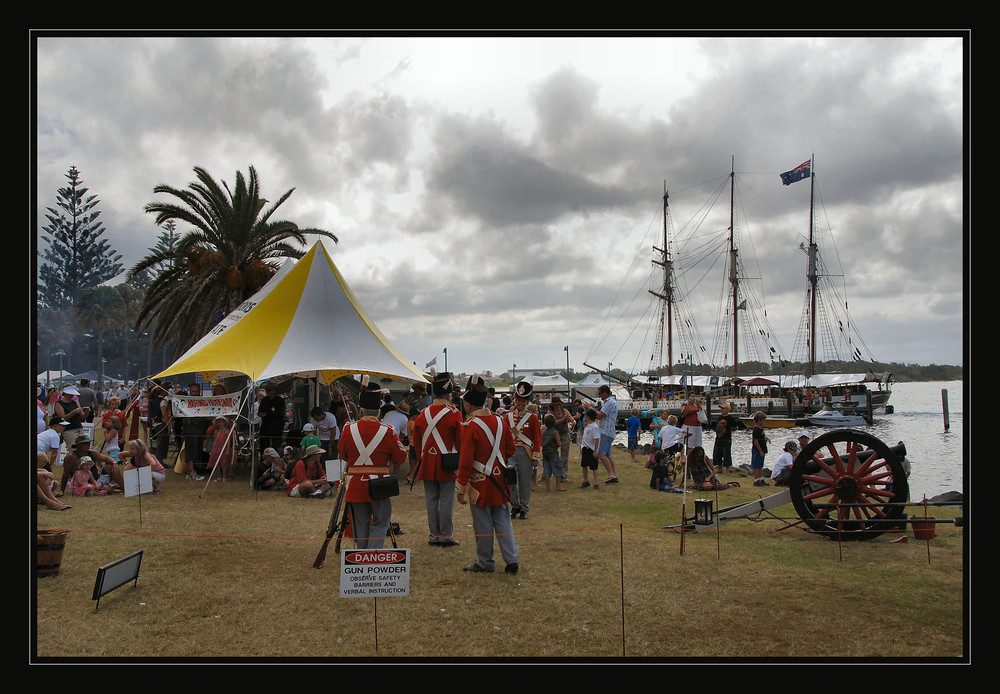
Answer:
[
  {"left": 413, "top": 401, "right": 463, "bottom": 482},
  {"left": 457, "top": 409, "right": 516, "bottom": 507},
  {"left": 340, "top": 417, "right": 407, "bottom": 503},
  {"left": 506, "top": 407, "right": 542, "bottom": 458}
]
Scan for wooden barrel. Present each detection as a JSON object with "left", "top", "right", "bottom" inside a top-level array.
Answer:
[{"left": 37, "top": 529, "right": 69, "bottom": 578}]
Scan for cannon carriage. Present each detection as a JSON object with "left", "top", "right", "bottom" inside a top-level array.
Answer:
[{"left": 674, "top": 429, "right": 961, "bottom": 541}]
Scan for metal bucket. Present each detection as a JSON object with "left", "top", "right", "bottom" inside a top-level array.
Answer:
[{"left": 911, "top": 518, "right": 936, "bottom": 541}]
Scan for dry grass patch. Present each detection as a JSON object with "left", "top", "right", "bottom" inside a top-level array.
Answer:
[{"left": 34, "top": 446, "right": 965, "bottom": 660}]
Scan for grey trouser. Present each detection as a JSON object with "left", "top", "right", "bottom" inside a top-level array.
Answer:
[
  {"left": 469, "top": 503, "right": 519, "bottom": 571},
  {"left": 506, "top": 447, "right": 534, "bottom": 512},
  {"left": 349, "top": 499, "right": 392, "bottom": 550},
  {"left": 423, "top": 479, "right": 456, "bottom": 541}
]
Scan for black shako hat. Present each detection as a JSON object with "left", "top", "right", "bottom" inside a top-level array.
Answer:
[
  {"left": 429, "top": 367, "right": 454, "bottom": 398},
  {"left": 462, "top": 374, "right": 489, "bottom": 407},
  {"left": 514, "top": 379, "right": 534, "bottom": 399},
  {"left": 359, "top": 375, "right": 384, "bottom": 411}
]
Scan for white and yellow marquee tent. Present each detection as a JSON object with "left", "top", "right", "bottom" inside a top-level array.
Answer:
[{"left": 154, "top": 241, "right": 428, "bottom": 386}]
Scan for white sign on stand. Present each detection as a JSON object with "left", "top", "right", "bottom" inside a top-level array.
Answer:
[
  {"left": 340, "top": 548, "right": 410, "bottom": 598},
  {"left": 325, "top": 459, "right": 343, "bottom": 482},
  {"left": 123, "top": 465, "right": 154, "bottom": 497}
]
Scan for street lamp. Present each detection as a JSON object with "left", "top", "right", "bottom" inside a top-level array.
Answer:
[
  {"left": 53, "top": 349, "right": 66, "bottom": 389},
  {"left": 564, "top": 346, "right": 570, "bottom": 398}
]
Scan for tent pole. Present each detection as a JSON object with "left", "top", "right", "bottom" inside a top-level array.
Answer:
[
  {"left": 197, "top": 382, "right": 252, "bottom": 499},
  {"left": 249, "top": 376, "right": 257, "bottom": 495},
  {"left": 198, "top": 419, "right": 233, "bottom": 497}
]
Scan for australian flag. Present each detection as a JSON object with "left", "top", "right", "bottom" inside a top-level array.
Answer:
[{"left": 780, "top": 160, "right": 811, "bottom": 186}]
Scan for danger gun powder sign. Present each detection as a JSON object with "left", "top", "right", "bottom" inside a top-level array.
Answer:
[{"left": 339, "top": 549, "right": 410, "bottom": 598}]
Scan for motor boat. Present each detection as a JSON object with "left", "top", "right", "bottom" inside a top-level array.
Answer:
[{"left": 808, "top": 407, "right": 868, "bottom": 427}]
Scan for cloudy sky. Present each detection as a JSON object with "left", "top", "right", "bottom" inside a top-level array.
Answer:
[{"left": 34, "top": 34, "right": 966, "bottom": 378}]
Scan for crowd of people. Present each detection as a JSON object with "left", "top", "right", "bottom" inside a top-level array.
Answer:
[
  {"left": 637, "top": 403, "right": 813, "bottom": 492},
  {"left": 36, "top": 374, "right": 803, "bottom": 573},
  {"left": 35, "top": 377, "right": 248, "bottom": 506}
]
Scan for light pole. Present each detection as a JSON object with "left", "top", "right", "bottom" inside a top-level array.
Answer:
[
  {"left": 53, "top": 349, "right": 66, "bottom": 390},
  {"left": 564, "top": 346, "right": 570, "bottom": 398}
]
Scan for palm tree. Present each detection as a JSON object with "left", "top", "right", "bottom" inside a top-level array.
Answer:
[{"left": 129, "top": 166, "right": 338, "bottom": 358}]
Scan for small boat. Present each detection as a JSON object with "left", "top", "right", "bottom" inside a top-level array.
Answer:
[
  {"left": 808, "top": 408, "right": 868, "bottom": 428},
  {"left": 738, "top": 415, "right": 797, "bottom": 429}
]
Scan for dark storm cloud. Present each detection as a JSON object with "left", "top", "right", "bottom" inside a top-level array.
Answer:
[
  {"left": 527, "top": 66, "right": 677, "bottom": 195},
  {"left": 426, "top": 114, "right": 635, "bottom": 227},
  {"left": 666, "top": 37, "right": 963, "bottom": 203},
  {"left": 34, "top": 35, "right": 965, "bottom": 373}
]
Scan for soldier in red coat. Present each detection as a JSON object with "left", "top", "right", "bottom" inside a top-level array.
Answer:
[
  {"left": 410, "top": 369, "right": 464, "bottom": 547},
  {"left": 506, "top": 380, "right": 542, "bottom": 520},
  {"left": 456, "top": 375, "right": 520, "bottom": 574},
  {"left": 340, "top": 377, "right": 407, "bottom": 550}
]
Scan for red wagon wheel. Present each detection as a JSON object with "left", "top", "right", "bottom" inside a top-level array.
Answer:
[{"left": 789, "top": 429, "right": 909, "bottom": 541}]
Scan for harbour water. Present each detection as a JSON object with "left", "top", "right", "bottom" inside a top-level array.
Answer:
[{"left": 615, "top": 380, "right": 964, "bottom": 501}]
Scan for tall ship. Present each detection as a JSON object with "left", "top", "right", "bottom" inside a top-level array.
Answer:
[{"left": 593, "top": 157, "right": 891, "bottom": 426}]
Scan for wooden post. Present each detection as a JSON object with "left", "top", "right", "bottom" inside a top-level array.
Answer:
[{"left": 942, "top": 389, "right": 950, "bottom": 431}]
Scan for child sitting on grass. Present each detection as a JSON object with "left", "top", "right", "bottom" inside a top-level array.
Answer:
[
  {"left": 69, "top": 457, "right": 107, "bottom": 496},
  {"left": 649, "top": 450, "right": 675, "bottom": 491}
]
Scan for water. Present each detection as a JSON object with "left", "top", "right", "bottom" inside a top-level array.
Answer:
[{"left": 618, "top": 381, "right": 964, "bottom": 500}]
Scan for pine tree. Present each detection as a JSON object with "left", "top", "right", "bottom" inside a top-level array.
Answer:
[
  {"left": 153, "top": 220, "right": 181, "bottom": 263},
  {"left": 38, "top": 166, "right": 123, "bottom": 308}
]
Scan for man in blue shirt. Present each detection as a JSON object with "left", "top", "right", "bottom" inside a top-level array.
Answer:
[{"left": 595, "top": 385, "right": 619, "bottom": 484}]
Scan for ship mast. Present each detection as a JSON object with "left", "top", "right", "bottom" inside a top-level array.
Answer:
[
  {"left": 650, "top": 182, "right": 674, "bottom": 375},
  {"left": 806, "top": 155, "right": 817, "bottom": 377},
  {"left": 728, "top": 156, "right": 739, "bottom": 378}
]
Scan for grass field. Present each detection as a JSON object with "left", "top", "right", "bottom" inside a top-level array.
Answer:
[{"left": 33, "top": 442, "right": 966, "bottom": 662}]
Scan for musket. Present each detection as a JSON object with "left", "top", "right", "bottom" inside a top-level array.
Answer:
[
  {"left": 333, "top": 488, "right": 352, "bottom": 556},
  {"left": 679, "top": 445, "right": 690, "bottom": 555},
  {"left": 313, "top": 477, "right": 347, "bottom": 569},
  {"left": 407, "top": 456, "right": 422, "bottom": 491}
]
